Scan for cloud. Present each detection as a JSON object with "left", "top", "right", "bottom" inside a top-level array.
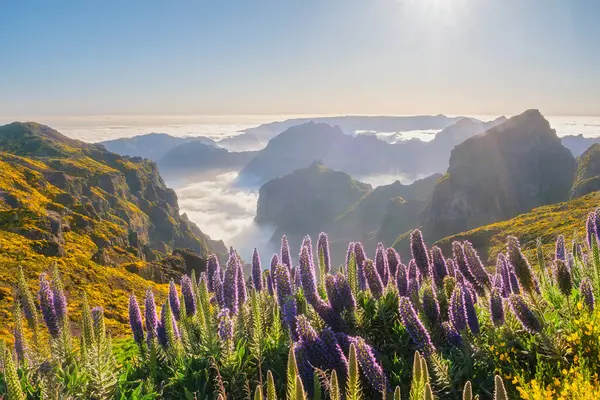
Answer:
[{"left": 171, "top": 171, "right": 278, "bottom": 261}]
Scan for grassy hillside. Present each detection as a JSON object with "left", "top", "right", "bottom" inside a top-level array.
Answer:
[
  {"left": 0, "top": 122, "right": 226, "bottom": 338},
  {"left": 434, "top": 190, "right": 600, "bottom": 265}
]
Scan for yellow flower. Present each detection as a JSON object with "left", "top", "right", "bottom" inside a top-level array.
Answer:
[
  {"left": 562, "top": 369, "right": 568, "bottom": 375},
  {"left": 578, "top": 302, "right": 584, "bottom": 310}
]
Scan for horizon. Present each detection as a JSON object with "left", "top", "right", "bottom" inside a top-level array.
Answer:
[{"left": 2, "top": 1, "right": 600, "bottom": 117}]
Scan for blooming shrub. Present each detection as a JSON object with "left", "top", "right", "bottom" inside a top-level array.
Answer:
[{"left": 2, "top": 209, "right": 600, "bottom": 399}]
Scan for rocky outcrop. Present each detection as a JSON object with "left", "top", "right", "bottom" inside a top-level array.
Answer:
[
  {"left": 255, "top": 162, "right": 371, "bottom": 248},
  {"left": 571, "top": 143, "right": 600, "bottom": 198},
  {"left": 0, "top": 122, "right": 225, "bottom": 267},
  {"left": 419, "top": 110, "right": 576, "bottom": 243}
]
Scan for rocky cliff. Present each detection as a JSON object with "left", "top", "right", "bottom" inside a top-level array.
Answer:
[
  {"left": 419, "top": 109, "right": 576, "bottom": 244},
  {"left": 571, "top": 143, "right": 600, "bottom": 198},
  {"left": 0, "top": 121, "right": 227, "bottom": 335}
]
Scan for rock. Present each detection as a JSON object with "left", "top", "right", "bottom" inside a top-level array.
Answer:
[
  {"left": 419, "top": 109, "right": 576, "bottom": 243},
  {"left": 571, "top": 143, "right": 600, "bottom": 198}
]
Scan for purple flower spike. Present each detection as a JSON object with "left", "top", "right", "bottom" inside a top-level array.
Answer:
[
  {"left": 346, "top": 242, "right": 355, "bottom": 274},
  {"left": 354, "top": 242, "right": 368, "bottom": 291},
  {"left": 496, "top": 254, "right": 511, "bottom": 297},
  {"left": 446, "top": 258, "right": 456, "bottom": 278},
  {"left": 282, "top": 297, "right": 298, "bottom": 340},
  {"left": 399, "top": 297, "right": 436, "bottom": 357},
  {"left": 410, "top": 229, "right": 430, "bottom": 278},
  {"left": 320, "top": 327, "right": 349, "bottom": 381},
  {"left": 300, "top": 244, "right": 319, "bottom": 304},
  {"left": 396, "top": 263, "right": 408, "bottom": 296},
  {"left": 386, "top": 248, "right": 400, "bottom": 279},
  {"left": 302, "top": 235, "right": 314, "bottom": 264},
  {"left": 206, "top": 254, "right": 221, "bottom": 292},
  {"left": 507, "top": 236, "right": 539, "bottom": 294},
  {"left": 217, "top": 308, "right": 234, "bottom": 346},
  {"left": 213, "top": 271, "right": 226, "bottom": 308},
  {"left": 168, "top": 280, "right": 181, "bottom": 321},
  {"left": 144, "top": 288, "right": 159, "bottom": 342},
  {"left": 580, "top": 278, "right": 595, "bottom": 311},
  {"left": 441, "top": 321, "right": 462, "bottom": 347},
  {"left": 554, "top": 259, "right": 572, "bottom": 297},
  {"left": 265, "top": 270, "right": 274, "bottom": 296},
  {"left": 236, "top": 258, "right": 248, "bottom": 305},
  {"left": 223, "top": 258, "right": 239, "bottom": 314},
  {"left": 38, "top": 274, "right": 60, "bottom": 338},
  {"left": 430, "top": 246, "right": 448, "bottom": 289},
  {"left": 453, "top": 242, "right": 480, "bottom": 294},
  {"left": 270, "top": 254, "right": 279, "bottom": 269},
  {"left": 274, "top": 264, "right": 293, "bottom": 302},
  {"left": 586, "top": 212, "right": 596, "bottom": 248},
  {"left": 355, "top": 337, "right": 388, "bottom": 394},
  {"left": 507, "top": 264, "right": 521, "bottom": 294},
  {"left": 281, "top": 235, "right": 292, "bottom": 270},
  {"left": 555, "top": 235, "right": 566, "bottom": 261},
  {"left": 375, "top": 243, "right": 390, "bottom": 286},
  {"left": 318, "top": 232, "right": 331, "bottom": 275},
  {"left": 408, "top": 259, "right": 419, "bottom": 281},
  {"left": 463, "top": 241, "right": 490, "bottom": 293},
  {"left": 129, "top": 293, "right": 144, "bottom": 344},
  {"left": 508, "top": 294, "right": 542, "bottom": 334},
  {"left": 251, "top": 248, "right": 263, "bottom": 292},
  {"left": 490, "top": 289, "right": 505, "bottom": 327},
  {"left": 421, "top": 285, "right": 440, "bottom": 326},
  {"left": 181, "top": 275, "right": 197, "bottom": 316},
  {"left": 449, "top": 285, "right": 467, "bottom": 332},
  {"left": 594, "top": 209, "right": 600, "bottom": 245},
  {"left": 326, "top": 273, "right": 356, "bottom": 313},
  {"left": 51, "top": 277, "right": 67, "bottom": 324},
  {"left": 364, "top": 259, "right": 384, "bottom": 299},
  {"left": 463, "top": 285, "right": 480, "bottom": 334},
  {"left": 407, "top": 278, "right": 420, "bottom": 303},
  {"left": 91, "top": 306, "right": 105, "bottom": 339}
]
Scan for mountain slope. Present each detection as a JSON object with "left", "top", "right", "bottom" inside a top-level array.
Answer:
[
  {"left": 239, "top": 116, "right": 506, "bottom": 185},
  {"left": 433, "top": 190, "right": 600, "bottom": 265},
  {"left": 327, "top": 174, "right": 442, "bottom": 248},
  {"left": 571, "top": 143, "right": 600, "bottom": 198},
  {"left": 419, "top": 109, "right": 576, "bottom": 244},
  {"left": 158, "top": 141, "right": 257, "bottom": 177},
  {"left": 0, "top": 122, "right": 226, "bottom": 336},
  {"left": 255, "top": 162, "right": 371, "bottom": 238},
  {"left": 101, "top": 133, "right": 216, "bottom": 162}
]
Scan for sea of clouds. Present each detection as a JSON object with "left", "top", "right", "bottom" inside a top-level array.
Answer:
[{"left": 5, "top": 113, "right": 599, "bottom": 260}]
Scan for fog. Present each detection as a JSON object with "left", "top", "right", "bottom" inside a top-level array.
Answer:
[{"left": 167, "top": 171, "right": 278, "bottom": 261}]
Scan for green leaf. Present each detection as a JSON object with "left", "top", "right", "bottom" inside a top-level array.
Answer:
[
  {"left": 394, "top": 386, "right": 401, "bottom": 400},
  {"left": 286, "top": 347, "right": 298, "bottom": 400},
  {"left": 494, "top": 375, "right": 508, "bottom": 400},
  {"left": 330, "top": 370, "right": 341, "bottom": 400},
  {"left": 463, "top": 381, "right": 473, "bottom": 400},
  {"left": 346, "top": 343, "right": 362, "bottom": 400},
  {"left": 267, "top": 370, "right": 278, "bottom": 400}
]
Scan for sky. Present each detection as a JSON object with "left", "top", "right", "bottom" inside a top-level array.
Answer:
[{"left": 1, "top": 0, "right": 599, "bottom": 117}]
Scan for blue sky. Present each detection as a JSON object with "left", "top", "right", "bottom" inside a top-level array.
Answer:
[{"left": 1, "top": 0, "right": 599, "bottom": 116}]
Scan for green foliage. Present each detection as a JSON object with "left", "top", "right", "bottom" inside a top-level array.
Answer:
[
  {"left": 330, "top": 370, "right": 341, "bottom": 400},
  {"left": 346, "top": 343, "right": 362, "bottom": 400}
]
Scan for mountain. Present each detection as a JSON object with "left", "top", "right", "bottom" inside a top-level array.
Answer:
[
  {"left": 158, "top": 141, "right": 257, "bottom": 178},
  {"left": 326, "top": 174, "right": 442, "bottom": 249},
  {"left": 255, "top": 162, "right": 371, "bottom": 239},
  {"left": 217, "top": 133, "right": 264, "bottom": 152},
  {"left": 0, "top": 122, "right": 226, "bottom": 335},
  {"left": 433, "top": 190, "right": 600, "bottom": 265},
  {"left": 571, "top": 143, "right": 600, "bottom": 198},
  {"left": 101, "top": 133, "right": 216, "bottom": 162},
  {"left": 239, "top": 117, "right": 506, "bottom": 185},
  {"left": 255, "top": 162, "right": 442, "bottom": 263},
  {"left": 560, "top": 134, "right": 600, "bottom": 157},
  {"left": 415, "top": 109, "right": 576, "bottom": 247},
  {"left": 241, "top": 114, "right": 463, "bottom": 141}
]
